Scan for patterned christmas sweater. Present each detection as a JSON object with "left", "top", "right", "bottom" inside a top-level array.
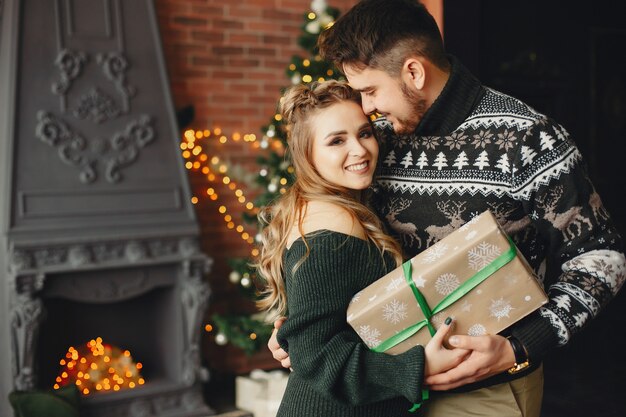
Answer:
[{"left": 370, "top": 56, "right": 626, "bottom": 380}]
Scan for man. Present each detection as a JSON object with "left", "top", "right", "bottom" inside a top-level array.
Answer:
[{"left": 268, "top": 1, "right": 625, "bottom": 416}]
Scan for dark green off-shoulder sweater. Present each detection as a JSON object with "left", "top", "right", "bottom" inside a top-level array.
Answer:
[{"left": 276, "top": 230, "right": 425, "bottom": 417}]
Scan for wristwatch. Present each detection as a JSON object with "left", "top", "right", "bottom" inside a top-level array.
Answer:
[{"left": 506, "top": 335, "right": 530, "bottom": 374}]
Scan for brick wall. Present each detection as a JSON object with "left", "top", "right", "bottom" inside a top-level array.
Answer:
[{"left": 155, "top": 0, "right": 358, "bottom": 372}]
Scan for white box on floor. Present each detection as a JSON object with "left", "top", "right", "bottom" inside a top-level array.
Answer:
[{"left": 236, "top": 369, "right": 289, "bottom": 417}]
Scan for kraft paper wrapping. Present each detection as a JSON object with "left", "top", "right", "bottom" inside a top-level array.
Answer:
[{"left": 347, "top": 210, "right": 548, "bottom": 355}]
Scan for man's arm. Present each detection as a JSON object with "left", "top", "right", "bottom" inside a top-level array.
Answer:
[{"left": 427, "top": 118, "right": 625, "bottom": 389}]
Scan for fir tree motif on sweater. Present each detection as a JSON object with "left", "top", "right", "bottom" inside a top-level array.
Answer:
[{"left": 373, "top": 63, "right": 626, "bottom": 355}]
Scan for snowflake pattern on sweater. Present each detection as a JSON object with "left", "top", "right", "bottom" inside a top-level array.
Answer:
[{"left": 370, "top": 61, "right": 625, "bottom": 360}]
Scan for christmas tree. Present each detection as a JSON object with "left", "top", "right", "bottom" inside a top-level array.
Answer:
[{"left": 182, "top": 1, "right": 343, "bottom": 355}]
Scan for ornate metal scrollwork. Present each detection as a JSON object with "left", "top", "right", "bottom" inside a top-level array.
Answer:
[
  {"left": 35, "top": 111, "right": 155, "bottom": 184},
  {"left": 10, "top": 274, "right": 47, "bottom": 391},
  {"left": 35, "top": 111, "right": 96, "bottom": 183},
  {"left": 51, "top": 49, "right": 88, "bottom": 96},
  {"left": 179, "top": 257, "right": 212, "bottom": 386},
  {"left": 106, "top": 115, "right": 155, "bottom": 183},
  {"left": 97, "top": 51, "right": 136, "bottom": 112},
  {"left": 74, "top": 87, "right": 121, "bottom": 123}
]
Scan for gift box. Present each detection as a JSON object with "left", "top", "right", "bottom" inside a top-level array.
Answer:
[
  {"left": 347, "top": 210, "right": 548, "bottom": 355},
  {"left": 235, "top": 369, "right": 289, "bottom": 417}
]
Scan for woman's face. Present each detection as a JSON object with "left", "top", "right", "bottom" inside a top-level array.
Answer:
[{"left": 309, "top": 100, "right": 379, "bottom": 191}]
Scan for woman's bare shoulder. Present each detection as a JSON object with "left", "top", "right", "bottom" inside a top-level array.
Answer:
[{"left": 286, "top": 201, "right": 366, "bottom": 247}]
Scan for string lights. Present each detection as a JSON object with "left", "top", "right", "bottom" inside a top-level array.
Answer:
[
  {"left": 180, "top": 0, "right": 340, "bottom": 354},
  {"left": 54, "top": 338, "right": 144, "bottom": 396},
  {"left": 180, "top": 128, "right": 279, "bottom": 257}
]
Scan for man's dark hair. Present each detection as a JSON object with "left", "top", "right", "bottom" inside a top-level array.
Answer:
[{"left": 318, "top": 0, "right": 449, "bottom": 75}]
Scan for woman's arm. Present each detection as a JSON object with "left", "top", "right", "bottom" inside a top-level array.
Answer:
[{"left": 278, "top": 233, "right": 467, "bottom": 405}]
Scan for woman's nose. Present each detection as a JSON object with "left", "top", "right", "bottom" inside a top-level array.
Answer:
[{"left": 349, "top": 138, "right": 367, "bottom": 157}]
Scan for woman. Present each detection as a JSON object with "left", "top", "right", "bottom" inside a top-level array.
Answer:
[{"left": 256, "top": 80, "right": 467, "bottom": 417}]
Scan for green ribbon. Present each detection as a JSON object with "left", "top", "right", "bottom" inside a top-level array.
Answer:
[
  {"left": 372, "top": 236, "right": 517, "bottom": 353},
  {"left": 378, "top": 236, "right": 518, "bottom": 412}
]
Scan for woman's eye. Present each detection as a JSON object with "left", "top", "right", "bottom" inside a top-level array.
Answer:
[
  {"left": 329, "top": 138, "right": 344, "bottom": 145},
  {"left": 359, "top": 130, "right": 373, "bottom": 139}
]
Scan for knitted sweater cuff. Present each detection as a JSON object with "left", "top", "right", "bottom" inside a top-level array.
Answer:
[
  {"left": 511, "top": 311, "right": 560, "bottom": 361},
  {"left": 393, "top": 345, "right": 425, "bottom": 403}
]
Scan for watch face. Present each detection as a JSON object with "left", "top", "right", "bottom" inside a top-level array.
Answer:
[{"left": 507, "top": 361, "right": 530, "bottom": 375}]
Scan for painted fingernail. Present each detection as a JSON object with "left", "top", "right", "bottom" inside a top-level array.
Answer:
[{"left": 444, "top": 317, "right": 452, "bottom": 325}]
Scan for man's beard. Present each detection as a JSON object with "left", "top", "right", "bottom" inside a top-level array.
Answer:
[{"left": 390, "top": 81, "right": 427, "bottom": 135}]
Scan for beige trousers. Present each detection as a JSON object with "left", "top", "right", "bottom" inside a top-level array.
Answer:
[{"left": 421, "top": 365, "right": 544, "bottom": 417}]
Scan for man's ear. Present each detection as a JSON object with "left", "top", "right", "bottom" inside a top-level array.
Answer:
[{"left": 403, "top": 58, "right": 426, "bottom": 90}]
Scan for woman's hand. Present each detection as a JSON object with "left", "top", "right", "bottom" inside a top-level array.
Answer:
[
  {"left": 268, "top": 317, "right": 291, "bottom": 369},
  {"left": 425, "top": 333, "right": 516, "bottom": 390},
  {"left": 424, "top": 318, "right": 470, "bottom": 378}
]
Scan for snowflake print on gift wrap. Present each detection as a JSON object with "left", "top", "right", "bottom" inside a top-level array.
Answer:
[
  {"left": 350, "top": 292, "right": 362, "bottom": 304},
  {"left": 489, "top": 298, "right": 515, "bottom": 321},
  {"left": 468, "top": 242, "right": 502, "bottom": 270},
  {"left": 357, "top": 325, "right": 381, "bottom": 348},
  {"left": 460, "top": 214, "right": 481, "bottom": 231},
  {"left": 386, "top": 276, "right": 405, "bottom": 292},
  {"left": 468, "top": 323, "right": 487, "bottom": 336},
  {"left": 413, "top": 275, "right": 427, "bottom": 288},
  {"left": 465, "top": 230, "right": 478, "bottom": 241},
  {"left": 382, "top": 299, "right": 409, "bottom": 324},
  {"left": 421, "top": 243, "right": 449, "bottom": 264},
  {"left": 461, "top": 300, "right": 472, "bottom": 312},
  {"left": 505, "top": 275, "right": 518, "bottom": 286},
  {"left": 430, "top": 312, "right": 453, "bottom": 327},
  {"left": 435, "top": 273, "right": 460, "bottom": 295}
]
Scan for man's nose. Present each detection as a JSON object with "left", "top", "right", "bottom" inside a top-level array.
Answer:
[{"left": 361, "top": 94, "right": 375, "bottom": 115}]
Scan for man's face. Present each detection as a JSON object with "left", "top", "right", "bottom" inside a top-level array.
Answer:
[{"left": 344, "top": 63, "right": 427, "bottom": 135}]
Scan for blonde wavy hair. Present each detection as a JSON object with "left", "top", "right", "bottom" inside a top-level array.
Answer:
[{"left": 256, "top": 80, "right": 402, "bottom": 320}]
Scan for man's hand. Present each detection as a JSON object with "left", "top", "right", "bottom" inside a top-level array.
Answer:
[
  {"left": 425, "top": 334, "right": 515, "bottom": 391},
  {"left": 268, "top": 317, "right": 291, "bottom": 369}
]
